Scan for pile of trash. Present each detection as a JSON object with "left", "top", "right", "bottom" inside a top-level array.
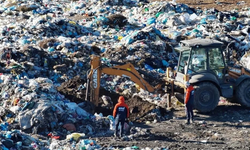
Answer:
[{"left": 0, "top": 0, "right": 250, "bottom": 149}]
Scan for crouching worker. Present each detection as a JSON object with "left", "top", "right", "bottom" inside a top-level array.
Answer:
[
  {"left": 185, "top": 81, "right": 195, "bottom": 124},
  {"left": 113, "top": 96, "right": 129, "bottom": 138}
]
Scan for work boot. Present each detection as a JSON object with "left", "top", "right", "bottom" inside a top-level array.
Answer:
[
  {"left": 190, "top": 119, "right": 194, "bottom": 124},
  {"left": 119, "top": 133, "right": 125, "bottom": 138},
  {"left": 185, "top": 120, "right": 190, "bottom": 125}
]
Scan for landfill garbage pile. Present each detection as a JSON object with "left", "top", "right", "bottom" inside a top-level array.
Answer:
[
  {"left": 0, "top": 74, "right": 113, "bottom": 149},
  {"left": 0, "top": 0, "right": 249, "bottom": 149}
]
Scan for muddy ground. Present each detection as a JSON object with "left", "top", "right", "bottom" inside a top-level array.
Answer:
[
  {"left": 58, "top": 77, "right": 250, "bottom": 149},
  {"left": 93, "top": 102, "right": 250, "bottom": 149}
]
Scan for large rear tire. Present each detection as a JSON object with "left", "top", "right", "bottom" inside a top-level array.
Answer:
[
  {"left": 194, "top": 82, "right": 220, "bottom": 113},
  {"left": 236, "top": 79, "right": 250, "bottom": 107}
]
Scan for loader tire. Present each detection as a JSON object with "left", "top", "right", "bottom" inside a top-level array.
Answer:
[
  {"left": 194, "top": 82, "right": 220, "bottom": 113},
  {"left": 236, "top": 79, "right": 250, "bottom": 107}
]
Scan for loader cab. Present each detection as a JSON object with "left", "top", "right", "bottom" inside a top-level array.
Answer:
[{"left": 174, "top": 38, "right": 226, "bottom": 84}]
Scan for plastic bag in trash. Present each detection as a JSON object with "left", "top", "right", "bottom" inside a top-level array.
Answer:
[
  {"left": 75, "top": 107, "right": 90, "bottom": 117},
  {"left": 2, "top": 92, "right": 9, "bottom": 100},
  {"left": 65, "top": 102, "right": 78, "bottom": 111},
  {"left": 80, "top": 139, "right": 97, "bottom": 146},
  {"left": 147, "top": 17, "right": 156, "bottom": 25},
  {"left": 66, "top": 133, "right": 85, "bottom": 141},
  {"left": 162, "top": 60, "right": 169, "bottom": 67},
  {"left": 179, "top": 13, "right": 191, "bottom": 24},
  {"left": 107, "top": 115, "right": 115, "bottom": 130},
  {"left": 144, "top": 64, "right": 153, "bottom": 71},
  {"left": 28, "top": 79, "right": 39, "bottom": 90},
  {"left": 94, "top": 113, "right": 103, "bottom": 120}
]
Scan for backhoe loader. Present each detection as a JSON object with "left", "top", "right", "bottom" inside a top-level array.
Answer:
[
  {"left": 86, "top": 38, "right": 250, "bottom": 113},
  {"left": 165, "top": 38, "right": 250, "bottom": 112}
]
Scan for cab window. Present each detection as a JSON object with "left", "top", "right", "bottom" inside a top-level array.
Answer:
[
  {"left": 208, "top": 48, "right": 225, "bottom": 78},
  {"left": 189, "top": 48, "right": 207, "bottom": 72},
  {"left": 178, "top": 51, "right": 190, "bottom": 73}
]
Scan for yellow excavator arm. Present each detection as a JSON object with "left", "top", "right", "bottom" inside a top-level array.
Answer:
[{"left": 87, "top": 55, "right": 160, "bottom": 106}]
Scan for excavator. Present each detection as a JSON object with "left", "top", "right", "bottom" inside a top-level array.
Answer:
[
  {"left": 86, "top": 38, "right": 250, "bottom": 113},
  {"left": 85, "top": 55, "right": 163, "bottom": 107}
]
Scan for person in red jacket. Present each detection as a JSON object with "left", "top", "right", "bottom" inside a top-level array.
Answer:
[
  {"left": 184, "top": 81, "right": 195, "bottom": 124},
  {"left": 113, "top": 96, "right": 129, "bottom": 137}
]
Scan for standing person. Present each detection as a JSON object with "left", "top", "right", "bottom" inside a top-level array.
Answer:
[
  {"left": 113, "top": 96, "right": 129, "bottom": 138},
  {"left": 184, "top": 81, "right": 195, "bottom": 124}
]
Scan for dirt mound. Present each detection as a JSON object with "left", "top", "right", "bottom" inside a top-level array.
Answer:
[
  {"left": 57, "top": 76, "right": 159, "bottom": 121},
  {"left": 57, "top": 76, "right": 86, "bottom": 103},
  {"left": 126, "top": 96, "right": 157, "bottom": 122},
  {"left": 95, "top": 90, "right": 159, "bottom": 122}
]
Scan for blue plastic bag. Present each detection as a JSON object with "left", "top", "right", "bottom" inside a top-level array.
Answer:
[
  {"left": 162, "top": 60, "right": 169, "bottom": 67},
  {"left": 157, "top": 68, "right": 165, "bottom": 73},
  {"left": 147, "top": 17, "right": 156, "bottom": 25},
  {"left": 200, "top": 18, "right": 207, "bottom": 24},
  {"left": 145, "top": 64, "right": 153, "bottom": 71}
]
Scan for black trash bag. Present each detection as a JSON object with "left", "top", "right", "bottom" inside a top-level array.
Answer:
[
  {"left": 11, "top": 132, "right": 23, "bottom": 142},
  {"left": 107, "top": 14, "right": 127, "bottom": 27},
  {"left": 2, "top": 139, "right": 14, "bottom": 148}
]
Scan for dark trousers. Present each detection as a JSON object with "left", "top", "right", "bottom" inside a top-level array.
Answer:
[
  {"left": 185, "top": 103, "right": 194, "bottom": 121},
  {"left": 115, "top": 118, "right": 125, "bottom": 137}
]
